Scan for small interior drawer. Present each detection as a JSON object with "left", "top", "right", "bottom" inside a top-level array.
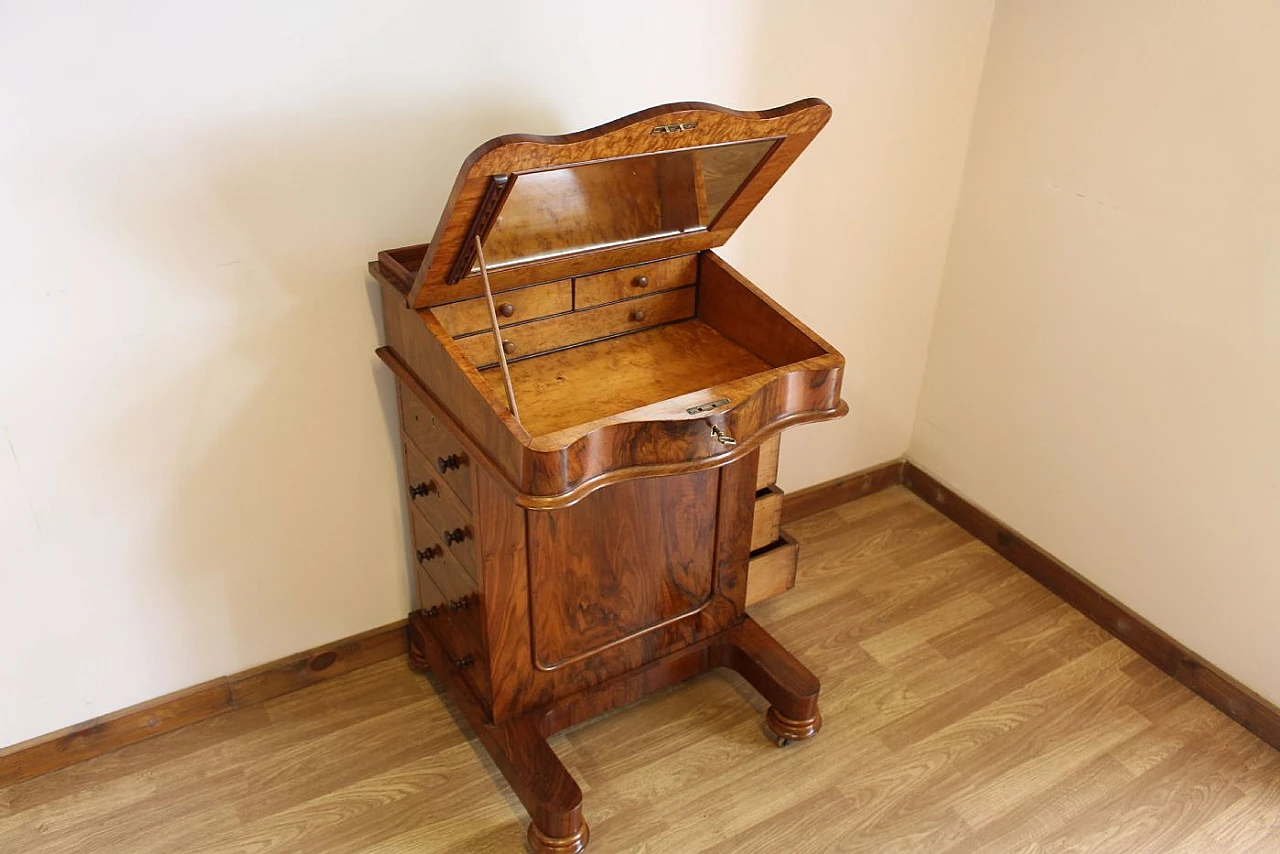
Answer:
[
  {"left": 432, "top": 279, "right": 572, "bottom": 337},
  {"left": 750, "top": 485, "right": 784, "bottom": 552},
  {"left": 400, "top": 388, "right": 473, "bottom": 510},
  {"left": 756, "top": 434, "right": 781, "bottom": 490},
  {"left": 455, "top": 285, "right": 696, "bottom": 369},
  {"left": 573, "top": 255, "right": 697, "bottom": 309},
  {"left": 745, "top": 532, "right": 800, "bottom": 608}
]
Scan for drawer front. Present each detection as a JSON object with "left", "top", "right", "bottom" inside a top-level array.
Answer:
[
  {"left": 406, "top": 442, "right": 477, "bottom": 577},
  {"left": 400, "top": 388, "right": 473, "bottom": 510},
  {"left": 750, "top": 485, "right": 784, "bottom": 552},
  {"left": 573, "top": 255, "right": 698, "bottom": 309},
  {"left": 414, "top": 564, "right": 491, "bottom": 702},
  {"left": 456, "top": 285, "right": 697, "bottom": 369},
  {"left": 432, "top": 279, "right": 572, "bottom": 337},
  {"left": 756, "top": 434, "right": 781, "bottom": 490},
  {"left": 409, "top": 505, "right": 475, "bottom": 599},
  {"left": 745, "top": 533, "right": 799, "bottom": 607}
]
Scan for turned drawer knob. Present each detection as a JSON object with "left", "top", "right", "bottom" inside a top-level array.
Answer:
[
  {"left": 498, "top": 302, "right": 515, "bottom": 317},
  {"left": 502, "top": 339, "right": 516, "bottom": 355},
  {"left": 409, "top": 481, "right": 436, "bottom": 499},
  {"left": 443, "top": 527, "right": 468, "bottom": 545},
  {"left": 453, "top": 655, "right": 474, "bottom": 669},
  {"left": 449, "top": 597, "right": 470, "bottom": 612},
  {"left": 416, "top": 545, "right": 441, "bottom": 562},
  {"left": 632, "top": 274, "right": 649, "bottom": 288},
  {"left": 437, "top": 453, "right": 462, "bottom": 473},
  {"left": 631, "top": 309, "right": 647, "bottom": 322}
]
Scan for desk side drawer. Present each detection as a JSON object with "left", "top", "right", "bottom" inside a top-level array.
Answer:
[
  {"left": 756, "top": 434, "right": 781, "bottom": 491},
  {"left": 573, "top": 255, "right": 697, "bottom": 309},
  {"left": 405, "top": 441, "right": 477, "bottom": 577},
  {"left": 413, "top": 556, "right": 491, "bottom": 704},
  {"left": 455, "top": 286, "right": 696, "bottom": 369},
  {"left": 400, "top": 387, "right": 474, "bottom": 510},
  {"left": 750, "top": 485, "right": 784, "bottom": 552},
  {"left": 432, "top": 279, "right": 572, "bottom": 337},
  {"left": 745, "top": 533, "right": 800, "bottom": 608}
]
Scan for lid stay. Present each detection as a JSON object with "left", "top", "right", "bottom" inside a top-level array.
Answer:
[{"left": 474, "top": 235, "right": 521, "bottom": 423}]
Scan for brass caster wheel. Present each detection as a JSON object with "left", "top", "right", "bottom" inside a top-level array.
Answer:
[{"left": 776, "top": 735, "right": 791, "bottom": 748}]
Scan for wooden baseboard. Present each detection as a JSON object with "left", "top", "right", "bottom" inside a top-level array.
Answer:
[
  {"left": 0, "top": 620, "right": 408, "bottom": 788},
  {"left": 902, "top": 461, "right": 1280, "bottom": 752},
  {"left": 9, "top": 454, "right": 1275, "bottom": 785},
  {"left": 779, "top": 458, "right": 905, "bottom": 525}
]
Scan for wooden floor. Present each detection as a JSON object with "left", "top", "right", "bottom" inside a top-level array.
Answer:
[{"left": 3, "top": 486, "right": 1278, "bottom": 853}]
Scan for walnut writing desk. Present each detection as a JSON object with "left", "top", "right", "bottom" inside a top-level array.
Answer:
[{"left": 370, "top": 100, "right": 846, "bottom": 852}]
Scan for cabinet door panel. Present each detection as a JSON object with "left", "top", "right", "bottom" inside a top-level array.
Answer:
[{"left": 527, "top": 468, "right": 719, "bottom": 669}]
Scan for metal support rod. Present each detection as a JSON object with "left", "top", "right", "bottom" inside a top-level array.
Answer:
[{"left": 474, "top": 235, "right": 521, "bottom": 423}]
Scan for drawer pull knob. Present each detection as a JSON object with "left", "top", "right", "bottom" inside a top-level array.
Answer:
[
  {"left": 437, "top": 454, "right": 462, "bottom": 473},
  {"left": 416, "top": 546, "right": 442, "bottom": 562},
  {"left": 409, "top": 481, "right": 436, "bottom": 499},
  {"left": 449, "top": 597, "right": 471, "bottom": 612},
  {"left": 631, "top": 309, "right": 647, "bottom": 323},
  {"left": 711, "top": 425, "right": 737, "bottom": 447},
  {"left": 424, "top": 605, "right": 440, "bottom": 618},
  {"left": 453, "top": 655, "right": 474, "bottom": 669},
  {"left": 443, "top": 527, "right": 468, "bottom": 545},
  {"left": 502, "top": 339, "right": 516, "bottom": 355},
  {"left": 498, "top": 302, "right": 515, "bottom": 317},
  {"left": 633, "top": 275, "right": 649, "bottom": 288}
]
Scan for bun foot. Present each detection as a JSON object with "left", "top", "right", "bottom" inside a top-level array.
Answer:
[
  {"left": 528, "top": 820, "right": 589, "bottom": 853},
  {"left": 766, "top": 706, "right": 821, "bottom": 746}
]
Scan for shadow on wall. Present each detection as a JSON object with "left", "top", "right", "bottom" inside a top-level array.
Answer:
[{"left": 91, "top": 92, "right": 561, "bottom": 677}]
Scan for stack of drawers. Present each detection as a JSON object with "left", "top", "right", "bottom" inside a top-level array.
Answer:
[
  {"left": 436, "top": 255, "right": 699, "bottom": 369},
  {"left": 399, "top": 389, "right": 489, "bottom": 700}
]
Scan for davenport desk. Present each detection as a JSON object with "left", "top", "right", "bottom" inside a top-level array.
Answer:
[{"left": 370, "top": 100, "right": 846, "bottom": 852}]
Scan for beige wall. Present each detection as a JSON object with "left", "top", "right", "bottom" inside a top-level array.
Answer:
[
  {"left": 912, "top": 1, "right": 1280, "bottom": 704},
  {"left": 0, "top": 1, "right": 994, "bottom": 747}
]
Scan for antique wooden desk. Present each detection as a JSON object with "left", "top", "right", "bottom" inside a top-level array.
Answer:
[{"left": 370, "top": 100, "right": 845, "bottom": 852}]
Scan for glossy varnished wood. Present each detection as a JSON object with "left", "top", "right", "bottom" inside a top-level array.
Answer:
[
  {"left": 6, "top": 488, "right": 1278, "bottom": 853},
  {"left": 478, "top": 320, "right": 770, "bottom": 439},
  {"left": 405, "top": 100, "right": 831, "bottom": 307}
]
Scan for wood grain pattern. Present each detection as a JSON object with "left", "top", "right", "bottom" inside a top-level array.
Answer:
[
  {"left": 7, "top": 488, "right": 1276, "bottom": 853},
  {"left": 432, "top": 278, "right": 572, "bottom": 337},
  {"left": 745, "top": 532, "right": 800, "bottom": 607},
  {"left": 780, "top": 458, "right": 906, "bottom": 524},
  {"left": 755, "top": 433, "right": 781, "bottom": 490},
  {"left": 377, "top": 246, "right": 846, "bottom": 507},
  {"left": 455, "top": 285, "right": 696, "bottom": 370},
  {"left": 527, "top": 469, "right": 719, "bottom": 669},
  {"left": 0, "top": 621, "right": 407, "bottom": 788},
  {"left": 572, "top": 255, "right": 697, "bottom": 309},
  {"left": 903, "top": 461, "right": 1280, "bottom": 753},
  {"left": 750, "top": 484, "right": 784, "bottom": 552},
  {"left": 403, "top": 99, "right": 831, "bottom": 308}
]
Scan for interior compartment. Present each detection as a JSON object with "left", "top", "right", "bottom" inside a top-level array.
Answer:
[{"left": 472, "top": 252, "right": 828, "bottom": 439}]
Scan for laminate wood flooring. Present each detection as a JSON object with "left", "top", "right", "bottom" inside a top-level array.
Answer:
[{"left": 3, "top": 487, "right": 1277, "bottom": 852}]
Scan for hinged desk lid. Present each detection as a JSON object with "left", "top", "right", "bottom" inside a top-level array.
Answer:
[{"left": 406, "top": 99, "right": 831, "bottom": 309}]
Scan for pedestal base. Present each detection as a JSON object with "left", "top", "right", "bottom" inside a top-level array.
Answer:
[{"left": 408, "top": 612, "right": 821, "bottom": 852}]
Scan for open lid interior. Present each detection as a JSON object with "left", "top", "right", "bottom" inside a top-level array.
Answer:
[{"left": 406, "top": 99, "right": 832, "bottom": 308}]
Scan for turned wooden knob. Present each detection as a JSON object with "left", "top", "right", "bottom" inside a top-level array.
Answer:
[
  {"left": 632, "top": 274, "right": 649, "bottom": 288},
  {"left": 498, "top": 302, "right": 515, "bottom": 317},
  {"left": 631, "top": 309, "right": 647, "bottom": 322},
  {"left": 408, "top": 481, "right": 436, "bottom": 499},
  {"left": 502, "top": 339, "right": 516, "bottom": 355}
]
